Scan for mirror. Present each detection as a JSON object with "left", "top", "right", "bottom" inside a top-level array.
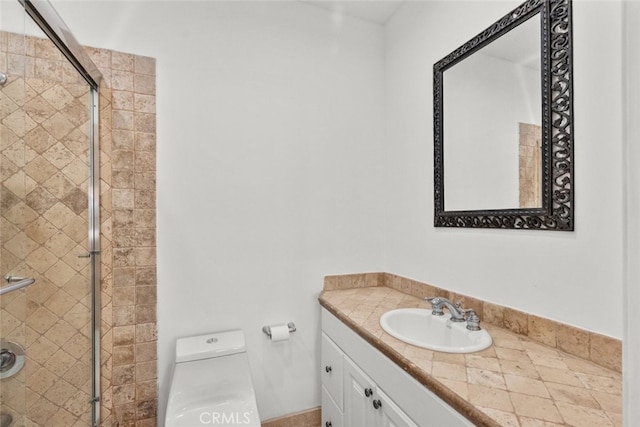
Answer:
[
  {"left": 444, "top": 16, "right": 541, "bottom": 211},
  {"left": 433, "top": 0, "right": 574, "bottom": 230}
]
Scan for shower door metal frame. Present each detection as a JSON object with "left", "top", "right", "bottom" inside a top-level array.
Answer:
[{"left": 19, "top": 1, "right": 103, "bottom": 425}]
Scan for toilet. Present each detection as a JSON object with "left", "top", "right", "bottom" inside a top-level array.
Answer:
[{"left": 165, "top": 330, "right": 261, "bottom": 427}]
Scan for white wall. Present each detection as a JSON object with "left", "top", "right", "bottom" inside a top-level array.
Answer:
[
  {"left": 384, "top": 0, "right": 624, "bottom": 338},
  {"left": 623, "top": 1, "right": 640, "bottom": 423},
  {"left": 0, "top": 0, "right": 46, "bottom": 36},
  {"left": 45, "top": 0, "right": 387, "bottom": 422}
]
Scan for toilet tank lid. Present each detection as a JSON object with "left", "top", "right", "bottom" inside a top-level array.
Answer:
[{"left": 175, "top": 329, "right": 246, "bottom": 363}]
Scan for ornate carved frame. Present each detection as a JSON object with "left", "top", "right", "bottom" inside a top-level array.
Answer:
[{"left": 433, "top": 0, "right": 574, "bottom": 230}]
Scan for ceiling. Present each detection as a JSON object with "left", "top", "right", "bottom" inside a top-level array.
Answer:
[{"left": 300, "top": 1, "right": 404, "bottom": 25}]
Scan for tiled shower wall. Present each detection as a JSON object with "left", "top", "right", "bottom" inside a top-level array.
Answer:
[
  {"left": 518, "top": 122, "right": 542, "bottom": 209},
  {"left": 0, "top": 32, "right": 157, "bottom": 426},
  {"left": 87, "top": 46, "right": 158, "bottom": 426}
]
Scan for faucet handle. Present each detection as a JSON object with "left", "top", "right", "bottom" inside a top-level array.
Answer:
[
  {"left": 425, "top": 297, "right": 444, "bottom": 316},
  {"left": 462, "top": 309, "right": 481, "bottom": 331}
]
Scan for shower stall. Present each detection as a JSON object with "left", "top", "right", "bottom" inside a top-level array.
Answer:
[{"left": 0, "top": 0, "right": 102, "bottom": 425}]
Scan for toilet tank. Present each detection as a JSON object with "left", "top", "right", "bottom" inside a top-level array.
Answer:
[
  {"left": 176, "top": 329, "right": 246, "bottom": 363},
  {"left": 166, "top": 329, "right": 261, "bottom": 427}
]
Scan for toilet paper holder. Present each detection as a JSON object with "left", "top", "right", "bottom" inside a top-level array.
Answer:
[{"left": 262, "top": 322, "right": 296, "bottom": 339}]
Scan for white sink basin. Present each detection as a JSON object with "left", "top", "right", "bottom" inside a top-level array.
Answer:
[{"left": 379, "top": 308, "right": 492, "bottom": 353}]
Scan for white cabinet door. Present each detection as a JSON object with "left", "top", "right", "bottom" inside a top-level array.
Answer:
[
  {"left": 373, "top": 388, "right": 418, "bottom": 427},
  {"left": 343, "top": 357, "right": 376, "bottom": 427},
  {"left": 321, "top": 332, "right": 344, "bottom": 410},
  {"left": 322, "top": 386, "right": 343, "bottom": 427}
]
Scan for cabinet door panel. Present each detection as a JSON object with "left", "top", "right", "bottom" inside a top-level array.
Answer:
[
  {"left": 343, "top": 356, "right": 376, "bottom": 427},
  {"left": 321, "top": 332, "right": 344, "bottom": 409},
  {"left": 374, "top": 388, "right": 418, "bottom": 427},
  {"left": 322, "top": 386, "right": 343, "bottom": 427}
]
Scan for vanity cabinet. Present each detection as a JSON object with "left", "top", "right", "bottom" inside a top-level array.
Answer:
[
  {"left": 321, "top": 308, "right": 473, "bottom": 427},
  {"left": 344, "top": 357, "right": 417, "bottom": 427},
  {"left": 322, "top": 332, "right": 416, "bottom": 427}
]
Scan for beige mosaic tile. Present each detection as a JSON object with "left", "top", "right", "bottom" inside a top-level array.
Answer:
[
  {"left": 468, "top": 384, "right": 513, "bottom": 413},
  {"left": 504, "top": 374, "right": 550, "bottom": 398},
  {"left": 590, "top": 333, "right": 622, "bottom": 373},
  {"left": 320, "top": 285, "right": 622, "bottom": 427},
  {"left": 108, "top": 48, "right": 157, "bottom": 425},
  {"left": 555, "top": 401, "right": 614, "bottom": 427},
  {"left": 504, "top": 308, "right": 529, "bottom": 336},
  {"left": 323, "top": 272, "right": 383, "bottom": 290},
  {"left": 528, "top": 315, "right": 557, "bottom": 347},
  {"left": 2, "top": 31, "right": 157, "bottom": 425},
  {"left": 433, "top": 361, "right": 468, "bottom": 382},
  {"left": 261, "top": 406, "right": 321, "bottom": 427},
  {"left": 479, "top": 407, "right": 520, "bottom": 427}
]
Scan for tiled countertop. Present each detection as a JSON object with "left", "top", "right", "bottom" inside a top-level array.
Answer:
[{"left": 319, "top": 286, "right": 622, "bottom": 427}]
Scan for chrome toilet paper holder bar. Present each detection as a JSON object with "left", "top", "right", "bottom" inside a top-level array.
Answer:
[{"left": 262, "top": 322, "right": 296, "bottom": 339}]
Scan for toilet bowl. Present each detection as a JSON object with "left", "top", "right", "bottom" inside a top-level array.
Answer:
[{"left": 165, "top": 330, "right": 261, "bottom": 427}]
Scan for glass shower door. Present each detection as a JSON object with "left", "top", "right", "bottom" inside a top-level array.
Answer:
[
  {"left": 1, "top": 5, "right": 29, "bottom": 425},
  {"left": 1, "top": 3, "right": 95, "bottom": 425}
]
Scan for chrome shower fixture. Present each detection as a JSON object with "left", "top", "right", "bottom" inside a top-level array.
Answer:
[{"left": 0, "top": 71, "right": 7, "bottom": 86}]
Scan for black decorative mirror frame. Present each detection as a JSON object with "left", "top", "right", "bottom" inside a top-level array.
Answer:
[{"left": 433, "top": 0, "right": 574, "bottom": 230}]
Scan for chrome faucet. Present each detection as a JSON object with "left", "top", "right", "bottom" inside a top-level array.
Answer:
[
  {"left": 425, "top": 297, "right": 482, "bottom": 331},
  {"left": 426, "top": 297, "right": 465, "bottom": 321}
]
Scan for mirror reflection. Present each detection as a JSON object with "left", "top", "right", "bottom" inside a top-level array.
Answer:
[{"left": 443, "top": 14, "right": 542, "bottom": 211}]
